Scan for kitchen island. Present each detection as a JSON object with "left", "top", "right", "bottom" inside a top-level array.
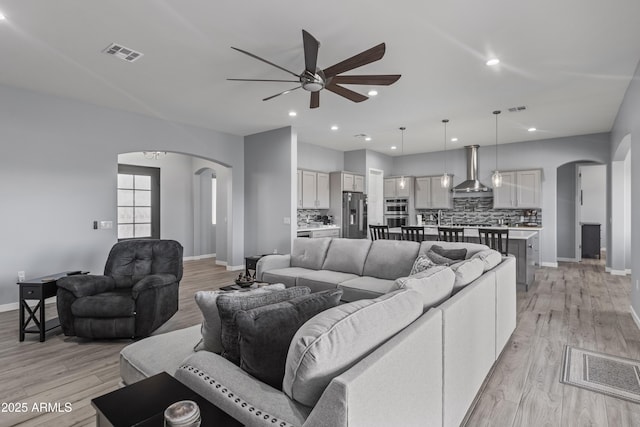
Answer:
[
  {"left": 388, "top": 226, "right": 540, "bottom": 290},
  {"left": 297, "top": 225, "right": 340, "bottom": 238}
]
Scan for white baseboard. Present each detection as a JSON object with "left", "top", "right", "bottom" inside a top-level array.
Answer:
[
  {"left": 541, "top": 262, "right": 558, "bottom": 268},
  {"left": 631, "top": 305, "right": 640, "bottom": 332},
  {"left": 610, "top": 269, "right": 627, "bottom": 276},
  {"left": 557, "top": 257, "right": 578, "bottom": 263},
  {"left": 183, "top": 253, "right": 216, "bottom": 261},
  {"left": 627, "top": 269, "right": 632, "bottom": 275},
  {"left": 0, "top": 302, "right": 19, "bottom": 313},
  {"left": 606, "top": 267, "right": 611, "bottom": 273},
  {"left": 216, "top": 260, "right": 227, "bottom": 266},
  {"left": 226, "top": 265, "right": 245, "bottom": 272}
]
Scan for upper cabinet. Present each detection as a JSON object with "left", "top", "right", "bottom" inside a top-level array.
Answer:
[
  {"left": 384, "top": 177, "right": 413, "bottom": 198},
  {"left": 299, "top": 169, "right": 330, "bottom": 209},
  {"left": 414, "top": 176, "right": 453, "bottom": 209},
  {"left": 342, "top": 172, "right": 365, "bottom": 193},
  {"left": 493, "top": 169, "right": 541, "bottom": 208}
]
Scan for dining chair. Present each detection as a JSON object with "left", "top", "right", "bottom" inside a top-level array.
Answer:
[
  {"left": 478, "top": 228, "right": 510, "bottom": 255},
  {"left": 401, "top": 226, "right": 425, "bottom": 242},
  {"left": 369, "top": 225, "right": 390, "bottom": 241},
  {"left": 437, "top": 226, "right": 465, "bottom": 242}
]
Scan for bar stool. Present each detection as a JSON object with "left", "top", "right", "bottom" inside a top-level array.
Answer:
[
  {"left": 369, "top": 225, "right": 390, "bottom": 240},
  {"left": 401, "top": 226, "right": 425, "bottom": 242},
  {"left": 478, "top": 228, "right": 509, "bottom": 255},
  {"left": 438, "top": 226, "right": 465, "bottom": 242}
]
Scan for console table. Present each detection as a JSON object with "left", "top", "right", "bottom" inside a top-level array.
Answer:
[
  {"left": 18, "top": 271, "right": 86, "bottom": 342},
  {"left": 92, "top": 372, "right": 242, "bottom": 426}
]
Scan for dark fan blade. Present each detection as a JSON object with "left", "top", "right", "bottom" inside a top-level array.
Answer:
[
  {"left": 228, "top": 78, "right": 300, "bottom": 83},
  {"left": 302, "top": 30, "right": 320, "bottom": 75},
  {"left": 263, "top": 86, "right": 302, "bottom": 101},
  {"left": 323, "top": 43, "right": 386, "bottom": 77},
  {"left": 325, "top": 83, "right": 368, "bottom": 103},
  {"left": 231, "top": 47, "right": 300, "bottom": 78},
  {"left": 310, "top": 91, "right": 320, "bottom": 109},
  {"left": 330, "top": 74, "right": 401, "bottom": 86}
]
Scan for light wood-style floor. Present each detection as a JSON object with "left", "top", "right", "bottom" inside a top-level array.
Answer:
[{"left": 0, "top": 257, "right": 637, "bottom": 426}]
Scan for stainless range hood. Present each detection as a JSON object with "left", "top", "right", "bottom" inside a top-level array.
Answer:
[{"left": 452, "top": 145, "right": 493, "bottom": 196}]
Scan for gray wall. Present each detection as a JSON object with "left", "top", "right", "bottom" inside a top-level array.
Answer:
[
  {"left": 557, "top": 163, "right": 577, "bottom": 259},
  {"left": 610, "top": 58, "right": 640, "bottom": 316},
  {"left": 244, "top": 127, "right": 296, "bottom": 257},
  {"left": 298, "top": 142, "right": 343, "bottom": 171},
  {"left": 344, "top": 150, "right": 367, "bottom": 175},
  {"left": 0, "top": 83, "right": 245, "bottom": 306},
  {"left": 393, "top": 133, "right": 611, "bottom": 265}
]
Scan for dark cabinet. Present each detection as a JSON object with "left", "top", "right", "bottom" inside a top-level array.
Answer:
[{"left": 581, "top": 223, "right": 601, "bottom": 259}]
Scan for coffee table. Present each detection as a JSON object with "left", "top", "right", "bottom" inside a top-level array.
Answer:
[{"left": 91, "top": 372, "right": 243, "bottom": 426}]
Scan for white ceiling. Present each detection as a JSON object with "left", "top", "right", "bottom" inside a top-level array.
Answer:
[{"left": 1, "top": 0, "right": 639, "bottom": 155}]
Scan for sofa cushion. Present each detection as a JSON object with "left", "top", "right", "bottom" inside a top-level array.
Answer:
[
  {"left": 419, "top": 241, "right": 489, "bottom": 259},
  {"left": 262, "top": 267, "right": 317, "bottom": 288},
  {"left": 194, "top": 283, "right": 285, "bottom": 353},
  {"left": 297, "top": 270, "right": 359, "bottom": 293},
  {"left": 283, "top": 288, "right": 423, "bottom": 407},
  {"left": 338, "top": 276, "right": 396, "bottom": 302},
  {"left": 71, "top": 290, "right": 135, "bottom": 318},
  {"left": 392, "top": 266, "right": 455, "bottom": 311},
  {"left": 362, "top": 240, "right": 420, "bottom": 280},
  {"left": 217, "top": 287, "right": 311, "bottom": 365},
  {"left": 471, "top": 249, "right": 503, "bottom": 272},
  {"left": 321, "top": 238, "right": 372, "bottom": 276},
  {"left": 450, "top": 258, "right": 485, "bottom": 292},
  {"left": 410, "top": 255, "right": 437, "bottom": 275},
  {"left": 291, "top": 238, "right": 332, "bottom": 270},
  {"left": 235, "top": 290, "right": 342, "bottom": 389},
  {"left": 120, "top": 324, "right": 201, "bottom": 385},
  {"left": 431, "top": 245, "right": 467, "bottom": 261}
]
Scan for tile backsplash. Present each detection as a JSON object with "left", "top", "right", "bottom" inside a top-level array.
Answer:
[
  {"left": 416, "top": 197, "right": 541, "bottom": 226},
  {"left": 297, "top": 209, "right": 330, "bottom": 227}
]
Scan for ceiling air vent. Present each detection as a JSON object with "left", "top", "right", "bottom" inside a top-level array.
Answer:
[
  {"left": 507, "top": 105, "right": 527, "bottom": 113},
  {"left": 102, "top": 43, "right": 143, "bottom": 62}
]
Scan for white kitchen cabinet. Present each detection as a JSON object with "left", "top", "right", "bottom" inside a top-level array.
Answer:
[
  {"left": 493, "top": 169, "right": 541, "bottom": 209},
  {"left": 310, "top": 228, "right": 340, "bottom": 238},
  {"left": 341, "top": 172, "right": 365, "bottom": 192},
  {"left": 414, "top": 176, "right": 452, "bottom": 208},
  {"left": 354, "top": 174, "right": 365, "bottom": 192},
  {"left": 299, "top": 169, "right": 331, "bottom": 209},
  {"left": 384, "top": 177, "right": 413, "bottom": 198},
  {"left": 316, "top": 172, "right": 330, "bottom": 209}
]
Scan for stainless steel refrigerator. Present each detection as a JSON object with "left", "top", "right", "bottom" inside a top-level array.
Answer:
[{"left": 342, "top": 192, "right": 367, "bottom": 239}]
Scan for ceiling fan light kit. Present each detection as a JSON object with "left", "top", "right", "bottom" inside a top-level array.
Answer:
[
  {"left": 228, "top": 29, "right": 401, "bottom": 109},
  {"left": 491, "top": 110, "right": 503, "bottom": 188}
]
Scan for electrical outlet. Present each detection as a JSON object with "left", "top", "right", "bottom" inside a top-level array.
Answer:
[
  {"left": 283, "top": 217, "right": 291, "bottom": 225},
  {"left": 17, "top": 271, "right": 25, "bottom": 282}
]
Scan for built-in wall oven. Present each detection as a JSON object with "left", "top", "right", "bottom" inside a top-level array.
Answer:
[{"left": 384, "top": 198, "right": 408, "bottom": 228}]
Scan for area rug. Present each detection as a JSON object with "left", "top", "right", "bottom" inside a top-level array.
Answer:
[{"left": 560, "top": 345, "right": 640, "bottom": 404}]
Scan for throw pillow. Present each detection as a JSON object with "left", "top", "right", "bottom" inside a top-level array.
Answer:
[
  {"left": 194, "top": 283, "right": 285, "bottom": 353},
  {"left": 392, "top": 265, "right": 455, "bottom": 311},
  {"left": 431, "top": 244, "right": 467, "bottom": 261},
  {"left": 282, "top": 288, "right": 423, "bottom": 407},
  {"left": 471, "top": 249, "right": 503, "bottom": 272},
  {"left": 217, "top": 287, "right": 311, "bottom": 365},
  {"left": 235, "top": 289, "right": 343, "bottom": 389},
  {"left": 426, "top": 250, "right": 455, "bottom": 265},
  {"left": 449, "top": 258, "right": 485, "bottom": 292},
  {"left": 409, "top": 255, "right": 436, "bottom": 275}
]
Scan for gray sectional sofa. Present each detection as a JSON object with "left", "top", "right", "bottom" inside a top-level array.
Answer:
[{"left": 119, "top": 238, "right": 517, "bottom": 427}]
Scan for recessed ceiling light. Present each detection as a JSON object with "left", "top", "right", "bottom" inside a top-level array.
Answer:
[
  {"left": 0, "top": 12, "right": 6, "bottom": 20},
  {"left": 288, "top": 111, "right": 297, "bottom": 117},
  {"left": 528, "top": 127, "right": 537, "bottom": 132},
  {"left": 330, "top": 125, "right": 339, "bottom": 131},
  {"left": 451, "top": 137, "right": 458, "bottom": 142},
  {"left": 391, "top": 146, "right": 397, "bottom": 150},
  {"left": 486, "top": 58, "right": 500, "bottom": 66},
  {"left": 365, "top": 137, "right": 372, "bottom": 141},
  {"left": 368, "top": 90, "right": 378, "bottom": 97}
]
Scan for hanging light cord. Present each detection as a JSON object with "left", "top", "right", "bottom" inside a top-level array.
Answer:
[
  {"left": 400, "top": 126, "right": 405, "bottom": 155},
  {"left": 443, "top": 119, "right": 448, "bottom": 173},
  {"left": 494, "top": 110, "right": 500, "bottom": 170}
]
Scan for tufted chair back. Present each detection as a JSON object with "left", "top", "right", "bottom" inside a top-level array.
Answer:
[{"left": 104, "top": 240, "right": 183, "bottom": 289}]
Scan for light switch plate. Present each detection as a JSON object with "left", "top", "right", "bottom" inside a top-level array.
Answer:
[
  {"left": 100, "top": 221, "right": 113, "bottom": 229},
  {"left": 283, "top": 217, "right": 291, "bottom": 224}
]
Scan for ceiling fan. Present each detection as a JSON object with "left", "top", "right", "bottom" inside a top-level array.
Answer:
[{"left": 228, "top": 30, "right": 401, "bottom": 109}]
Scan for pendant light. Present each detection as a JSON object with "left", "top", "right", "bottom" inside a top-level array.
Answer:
[
  {"left": 491, "top": 110, "right": 503, "bottom": 188},
  {"left": 440, "top": 119, "right": 450, "bottom": 188},
  {"left": 399, "top": 127, "right": 406, "bottom": 189}
]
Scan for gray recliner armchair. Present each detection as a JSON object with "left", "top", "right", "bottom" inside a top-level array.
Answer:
[{"left": 56, "top": 239, "right": 183, "bottom": 339}]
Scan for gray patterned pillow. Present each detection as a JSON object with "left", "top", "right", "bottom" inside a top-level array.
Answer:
[
  {"left": 426, "top": 250, "right": 456, "bottom": 265},
  {"left": 217, "top": 287, "right": 311, "bottom": 365},
  {"left": 410, "top": 255, "right": 436, "bottom": 275},
  {"left": 431, "top": 245, "right": 467, "bottom": 260}
]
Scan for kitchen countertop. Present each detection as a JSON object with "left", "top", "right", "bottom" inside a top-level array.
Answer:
[
  {"left": 388, "top": 226, "right": 539, "bottom": 240},
  {"left": 297, "top": 225, "right": 340, "bottom": 232}
]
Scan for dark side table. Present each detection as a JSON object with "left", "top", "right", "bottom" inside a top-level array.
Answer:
[
  {"left": 92, "top": 372, "right": 243, "bottom": 426},
  {"left": 245, "top": 254, "right": 267, "bottom": 279},
  {"left": 18, "top": 271, "right": 87, "bottom": 342}
]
